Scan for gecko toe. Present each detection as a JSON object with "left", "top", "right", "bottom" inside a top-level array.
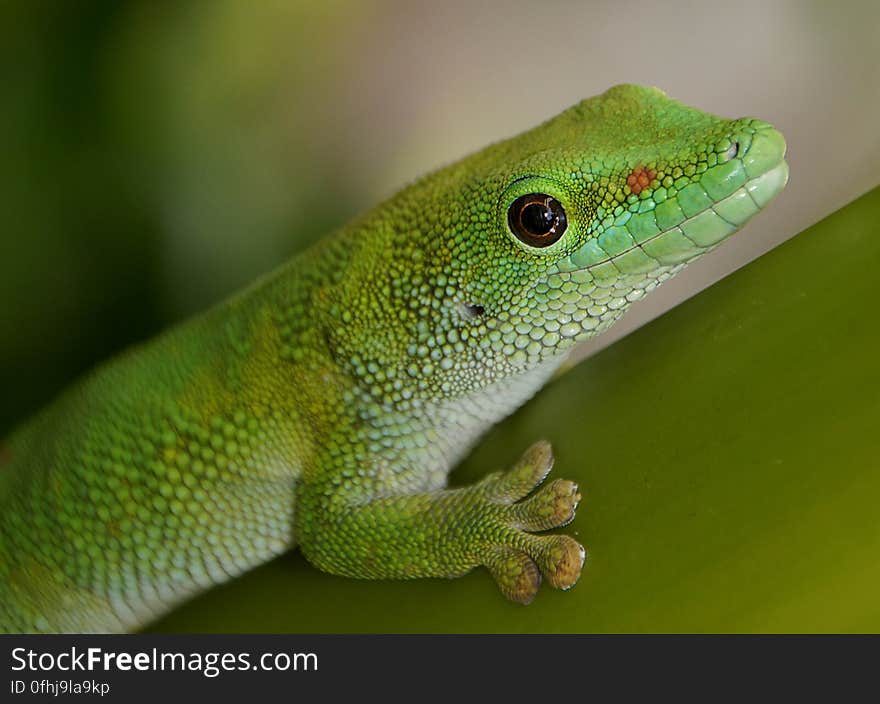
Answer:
[
  {"left": 486, "top": 440, "right": 554, "bottom": 503},
  {"left": 511, "top": 479, "right": 581, "bottom": 531},
  {"left": 528, "top": 534, "right": 586, "bottom": 590},
  {"left": 485, "top": 547, "right": 542, "bottom": 605}
]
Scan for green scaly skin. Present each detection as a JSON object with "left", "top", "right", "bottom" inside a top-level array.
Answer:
[{"left": 0, "top": 85, "right": 788, "bottom": 632}]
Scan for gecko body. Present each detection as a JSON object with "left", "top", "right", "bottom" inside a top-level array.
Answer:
[{"left": 0, "top": 85, "right": 788, "bottom": 632}]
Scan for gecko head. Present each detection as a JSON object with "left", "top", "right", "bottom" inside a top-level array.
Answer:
[
  {"left": 441, "top": 84, "right": 788, "bottom": 376},
  {"left": 329, "top": 85, "right": 787, "bottom": 399}
]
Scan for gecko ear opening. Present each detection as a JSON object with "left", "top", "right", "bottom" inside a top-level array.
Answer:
[{"left": 461, "top": 302, "right": 485, "bottom": 319}]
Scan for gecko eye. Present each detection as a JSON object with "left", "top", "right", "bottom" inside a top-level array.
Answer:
[{"left": 508, "top": 193, "right": 567, "bottom": 248}]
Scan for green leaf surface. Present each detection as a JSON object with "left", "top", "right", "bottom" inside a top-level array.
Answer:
[{"left": 152, "top": 186, "right": 880, "bottom": 633}]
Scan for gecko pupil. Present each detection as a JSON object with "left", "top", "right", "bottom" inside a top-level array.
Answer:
[
  {"left": 508, "top": 194, "right": 567, "bottom": 247},
  {"left": 521, "top": 203, "right": 554, "bottom": 233}
]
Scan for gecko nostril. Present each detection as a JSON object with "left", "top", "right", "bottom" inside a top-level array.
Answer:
[{"left": 726, "top": 141, "right": 740, "bottom": 160}]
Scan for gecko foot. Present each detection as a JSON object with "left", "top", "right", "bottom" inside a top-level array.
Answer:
[{"left": 478, "top": 441, "right": 585, "bottom": 604}]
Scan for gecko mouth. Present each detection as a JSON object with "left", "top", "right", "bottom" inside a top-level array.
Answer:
[{"left": 553, "top": 123, "right": 789, "bottom": 278}]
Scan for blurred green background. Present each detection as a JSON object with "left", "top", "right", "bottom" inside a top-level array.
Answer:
[{"left": 1, "top": 1, "right": 878, "bottom": 631}]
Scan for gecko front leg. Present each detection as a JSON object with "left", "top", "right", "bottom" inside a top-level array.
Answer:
[{"left": 296, "top": 441, "right": 585, "bottom": 604}]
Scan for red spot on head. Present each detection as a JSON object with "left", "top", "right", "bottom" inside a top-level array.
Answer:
[{"left": 626, "top": 166, "right": 657, "bottom": 196}]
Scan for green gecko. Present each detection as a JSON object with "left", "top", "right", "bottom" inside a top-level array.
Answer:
[{"left": 0, "top": 85, "right": 788, "bottom": 633}]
